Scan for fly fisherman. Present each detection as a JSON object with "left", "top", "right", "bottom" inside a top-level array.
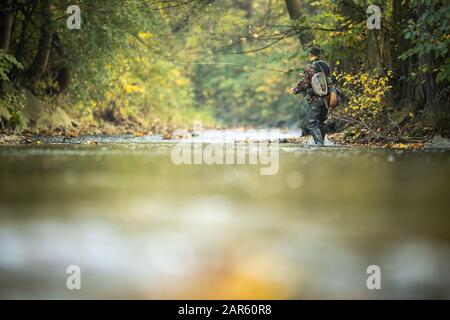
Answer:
[{"left": 292, "top": 45, "right": 336, "bottom": 146}]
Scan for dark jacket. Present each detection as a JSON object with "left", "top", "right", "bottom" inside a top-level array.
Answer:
[{"left": 292, "top": 59, "right": 331, "bottom": 102}]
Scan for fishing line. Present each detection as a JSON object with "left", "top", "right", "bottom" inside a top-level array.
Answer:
[{"left": 286, "top": 98, "right": 303, "bottom": 129}]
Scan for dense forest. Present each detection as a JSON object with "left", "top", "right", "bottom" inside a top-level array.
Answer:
[{"left": 0, "top": 0, "right": 449, "bottom": 143}]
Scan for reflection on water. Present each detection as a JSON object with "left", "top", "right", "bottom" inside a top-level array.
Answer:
[{"left": 0, "top": 132, "right": 449, "bottom": 299}]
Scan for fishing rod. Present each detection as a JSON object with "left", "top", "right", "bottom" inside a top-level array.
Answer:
[{"left": 173, "top": 61, "right": 289, "bottom": 73}]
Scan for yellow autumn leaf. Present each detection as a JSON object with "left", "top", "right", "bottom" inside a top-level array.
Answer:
[
  {"left": 174, "top": 78, "right": 189, "bottom": 86},
  {"left": 138, "top": 32, "right": 152, "bottom": 39},
  {"left": 125, "top": 84, "right": 143, "bottom": 94}
]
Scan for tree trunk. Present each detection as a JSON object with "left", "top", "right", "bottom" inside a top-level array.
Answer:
[
  {"left": 0, "top": 1, "right": 14, "bottom": 93},
  {"left": 284, "top": 0, "right": 314, "bottom": 49},
  {"left": 420, "top": 53, "right": 436, "bottom": 106},
  {"left": 366, "top": 31, "right": 382, "bottom": 71},
  {"left": 390, "top": 0, "right": 411, "bottom": 101},
  {"left": 15, "top": 1, "right": 37, "bottom": 62},
  {"left": 27, "top": 0, "right": 52, "bottom": 81},
  {"left": 0, "top": 8, "right": 13, "bottom": 52},
  {"left": 366, "top": 2, "right": 388, "bottom": 73},
  {"left": 416, "top": 4, "right": 436, "bottom": 107}
]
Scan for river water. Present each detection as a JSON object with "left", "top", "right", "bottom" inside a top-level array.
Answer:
[{"left": 0, "top": 130, "right": 449, "bottom": 299}]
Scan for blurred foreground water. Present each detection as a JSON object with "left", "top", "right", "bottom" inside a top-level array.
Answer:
[{"left": 0, "top": 130, "right": 449, "bottom": 299}]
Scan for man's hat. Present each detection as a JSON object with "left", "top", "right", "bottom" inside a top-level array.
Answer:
[{"left": 306, "top": 45, "right": 324, "bottom": 57}]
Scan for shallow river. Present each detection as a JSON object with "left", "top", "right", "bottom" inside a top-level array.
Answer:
[{"left": 0, "top": 130, "right": 449, "bottom": 299}]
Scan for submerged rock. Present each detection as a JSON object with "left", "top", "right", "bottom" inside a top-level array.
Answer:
[{"left": 430, "top": 135, "right": 450, "bottom": 149}]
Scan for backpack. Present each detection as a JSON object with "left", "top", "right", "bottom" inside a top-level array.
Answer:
[
  {"left": 311, "top": 61, "right": 339, "bottom": 108},
  {"left": 311, "top": 61, "right": 331, "bottom": 97}
]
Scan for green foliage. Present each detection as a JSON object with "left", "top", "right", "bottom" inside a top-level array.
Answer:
[
  {"left": 399, "top": 0, "right": 450, "bottom": 83},
  {"left": 437, "top": 58, "right": 450, "bottom": 82},
  {"left": 0, "top": 50, "right": 23, "bottom": 81},
  {"left": 0, "top": 91, "right": 27, "bottom": 130}
]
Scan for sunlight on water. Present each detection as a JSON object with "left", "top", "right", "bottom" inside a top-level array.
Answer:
[{"left": 0, "top": 133, "right": 449, "bottom": 299}]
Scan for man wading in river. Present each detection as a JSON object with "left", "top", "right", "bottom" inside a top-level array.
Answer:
[{"left": 292, "top": 46, "right": 337, "bottom": 146}]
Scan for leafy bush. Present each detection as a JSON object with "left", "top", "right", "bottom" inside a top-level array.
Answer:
[
  {"left": 335, "top": 71, "right": 392, "bottom": 121},
  {"left": 0, "top": 50, "right": 23, "bottom": 81},
  {"left": 0, "top": 91, "right": 27, "bottom": 131},
  {"left": 399, "top": 0, "right": 450, "bottom": 83}
]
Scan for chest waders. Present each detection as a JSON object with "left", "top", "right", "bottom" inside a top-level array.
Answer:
[
  {"left": 305, "top": 98, "right": 328, "bottom": 146},
  {"left": 305, "top": 61, "right": 332, "bottom": 146}
]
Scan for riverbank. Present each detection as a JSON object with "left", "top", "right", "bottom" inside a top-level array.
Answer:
[
  {"left": 1, "top": 90, "right": 448, "bottom": 150},
  {"left": 1, "top": 101, "right": 448, "bottom": 149},
  {"left": 1, "top": 129, "right": 449, "bottom": 150}
]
